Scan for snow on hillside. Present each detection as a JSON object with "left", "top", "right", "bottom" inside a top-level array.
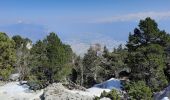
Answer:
[
  {"left": 93, "top": 78, "right": 122, "bottom": 90},
  {"left": 162, "top": 97, "right": 169, "bottom": 100},
  {"left": 0, "top": 78, "right": 122, "bottom": 100},
  {"left": 154, "top": 84, "right": 170, "bottom": 100},
  {"left": 69, "top": 87, "right": 111, "bottom": 97},
  {"left": 0, "top": 82, "right": 43, "bottom": 100},
  {"left": 70, "top": 78, "right": 122, "bottom": 97}
]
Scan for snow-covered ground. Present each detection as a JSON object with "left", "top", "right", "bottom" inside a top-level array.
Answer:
[
  {"left": 70, "top": 78, "right": 122, "bottom": 97},
  {"left": 93, "top": 78, "right": 122, "bottom": 90},
  {"left": 69, "top": 87, "right": 111, "bottom": 97},
  {"left": 0, "top": 82, "right": 43, "bottom": 100},
  {"left": 0, "top": 78, "right": 122, "bottom": 100},
  {"left": 1, "top": 78, "right": 169, "bottom": 100},
  {"left": 162, "top": 97, "right": 170, "bottom": 100}
]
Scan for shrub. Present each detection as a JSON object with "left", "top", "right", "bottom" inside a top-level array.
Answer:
[
  {"left": 0, "top": 66, "right": 14, "bottom": 81},
  {"left": 107, "top": 89, "right": 121, "bottom": 100},
  {"left": 95, "top": 89, "right": 120, "bottom": 100},
  {"left": 125, "top": 81, "right": 152, "bottom": 100},
  {"left": 0, "top": 32, "right": 16, "bottom": 81}
]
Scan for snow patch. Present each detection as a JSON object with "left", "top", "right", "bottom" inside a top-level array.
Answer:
[
  {"left": 26, "top": 42, "right": 32, "bottom": 49},
  {"left": 162, "top": 97, "right": 170, "bottom": 100},
  {"left": 69, "top": 78, "right": 122, "bottom": 97},
  {"left": 94, "top": 78, "right": 122, "bottom": 90},
  {"left": 0, "top": 82, "right": 43, "bottom": 100},
  {"left": 100, "top": 97, "right": 111, "bottom": 100}
]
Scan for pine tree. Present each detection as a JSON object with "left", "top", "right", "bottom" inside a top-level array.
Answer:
[
  {"left": 29, "top": 32, "right": 73, "bottom": 88},
  {"left": 126, "top": 17, "right": 169, "bottom": 91},
  {"left": 45, "top": 32, "right": 73, "bottom": 82}
]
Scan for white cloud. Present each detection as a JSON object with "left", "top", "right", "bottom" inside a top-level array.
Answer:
[
  {"left": 92, "top": 11, "right": 170, "bottom": 23},
  {"left": 17, "top": 20, "right": 24, "bottom": 24}
]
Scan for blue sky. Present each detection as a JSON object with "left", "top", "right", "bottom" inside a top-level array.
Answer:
[{"left": 0, "top": 0, "right": 170, "bottom": 55}]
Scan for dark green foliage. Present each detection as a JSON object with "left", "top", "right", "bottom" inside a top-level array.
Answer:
[
  {"left": 126, "top": 17, "right": 169, "bottom": 91},
  {"left": 45, "top": 32, "right": 67, "bottom": 66},
  {"left": 45, "top": 32, "right": 73, "bottom": 81},
  {"left": 12, "top": 35, "right": 24, "bottom": 49},
  {"left": 69, "top": 68, "right": 77, "bottom": 83},
  {"left": 165, "top": 43, "right": 170, "bottom": 82},
  {"left": 0, "top": 32, "right": 16, "bottom": 80},
  {"left": 125, "top": 81, "right": 152, "bottom": 100},
  {"left": 29, "top": 40, "right": 48, "bottom": 85},
  {"left": 29, "top": 32, "right": 73, "bottom": 88},
  {"left": 103, "top": 46, "right": 109, "bottom": 58},
  {"left": 107, "top": 89, "right": 121, "bottom": 100}
]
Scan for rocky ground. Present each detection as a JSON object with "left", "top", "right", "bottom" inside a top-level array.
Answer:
[
  {"left": 43, "top": 78, "right": 123, "bottom": 100},
  {"left": 43, "top": 83, "right": 93, "bottom": 100}
]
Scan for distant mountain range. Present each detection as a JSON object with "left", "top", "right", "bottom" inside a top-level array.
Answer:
[{"left": 0, "top": 22, "right": 49, "bottom": 42}]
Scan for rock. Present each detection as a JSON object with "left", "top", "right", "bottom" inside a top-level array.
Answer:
[
  {"left": 9, "top": 73, "right": 20, "bottom": 81},
  {"left": 43, "top": 83, "right": 93, "bottom": 100},
  {"left": 19, "top": 81, "right": 27, "bottom": 85},
  {"left": 63, "top": 80, "right": 86, "bottom": 91}
]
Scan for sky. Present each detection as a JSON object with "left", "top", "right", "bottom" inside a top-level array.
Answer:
[{"left": 0, "top": 0, "right": 170, "bottom": 55}]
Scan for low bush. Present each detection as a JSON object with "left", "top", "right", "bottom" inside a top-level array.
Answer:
[
  {"left": 125, "top": 81, "right": 152, "bottom": 100},
  {"left": 94, "top": 89, "right": 121, "bottom": 100}
]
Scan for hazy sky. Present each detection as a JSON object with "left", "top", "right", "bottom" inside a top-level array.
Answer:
[{"left": 0, "top": 0, "right": 170, "bottom": 55}]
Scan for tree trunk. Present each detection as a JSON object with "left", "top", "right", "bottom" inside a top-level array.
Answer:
[{"left": 80, "top": 65, "right": 84, "bottom": 86}]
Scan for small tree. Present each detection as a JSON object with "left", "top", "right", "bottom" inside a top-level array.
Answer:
[
  {"left": 83, "top": 44, "right": 102, "bottom": 87},
  {"left": 12, "top": 35, "right": 32, "bottom": 80},
  {"left": 100, "top": 45, "right": 128, "bottom": 80}
]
